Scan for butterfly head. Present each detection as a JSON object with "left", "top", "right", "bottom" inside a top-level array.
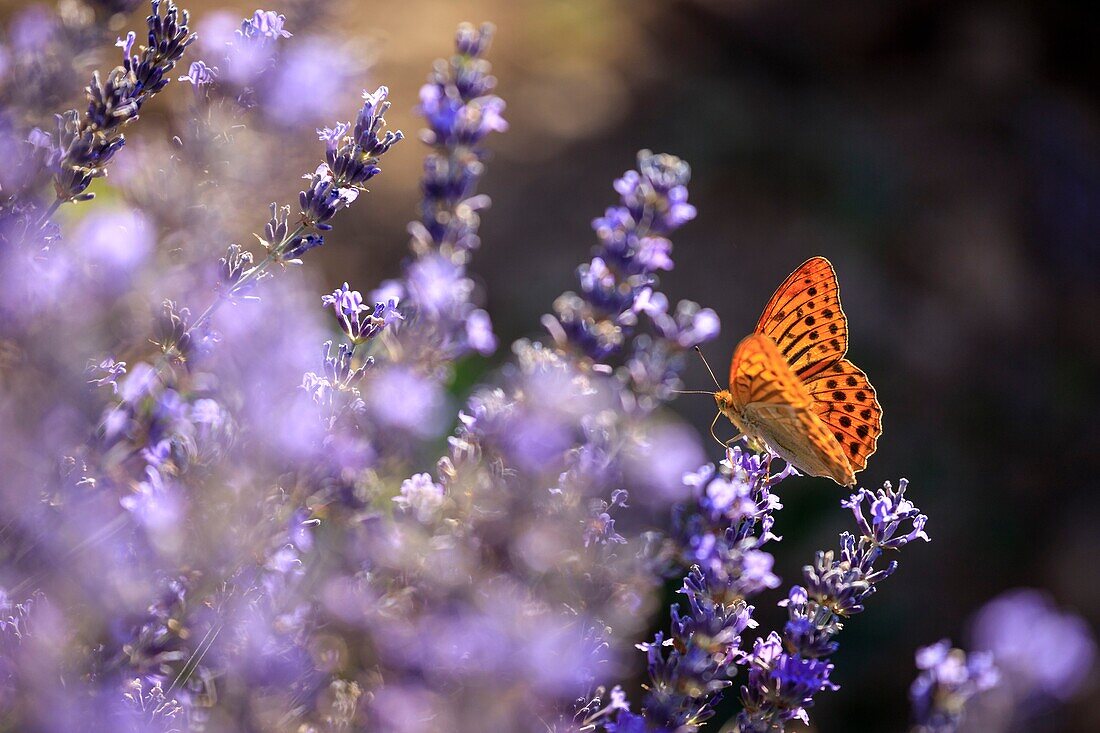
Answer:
[
  {"left": 714, "top": 389, "right": 734, "bottom": 412},
  {"left": 713, "top": 388, "right": 747, "bottom": 434}
]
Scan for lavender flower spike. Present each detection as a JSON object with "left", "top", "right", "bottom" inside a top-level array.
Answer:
[
  {"left": 401, "top": 22, "right": 506, "bottom": 360},
  {"left": 52, "top": 1, "right": 196, "bottom": 203},
  {"left": 735, "top": 480, "right": 930, "bottom": 731}
]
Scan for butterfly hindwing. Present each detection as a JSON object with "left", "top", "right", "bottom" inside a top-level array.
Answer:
[
  {"left": 804, "top": 358, "right": 882, "bottom": 473},
  {"left": 754, "top": 256, "right": 848, "bottom": 381},
  {"left": 729, "top": 334, "right": 856, "bottom": 486},
  {"left": 743, "top": 403, "right": 856, "bottom": 486}
]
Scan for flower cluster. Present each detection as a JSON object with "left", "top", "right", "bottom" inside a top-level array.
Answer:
[
  {"left": 677, "top": 449, "right": 789, "bottom": 597},
  {"left": 596, "top": 449, "right": 785, "bottom": 730},
  {"left": 170, "top": 82, "right": 402, "bottom": 365},
  {"left": 912, "top": 587, "right": 1099, "bottom": 731},
  {"left": 398, "top": 22, "right": 507, "bottom": 361},
  {"left": 47, "top": 1, "right": 195, "bottom": 204},
  {"left": 301, "top": 282, "right": 404, "bottom": 430},
  {"left": 296, "top": 86, "right": 403, "bottom": 238},
  {"left": 735, "top": 481, "right": 930, "bottom": 730},
  {"left": 593, "top": 465, "right": 931, "bottom": 733},
  {"left": 550, "top": 150, "right": 713, "bottom": 360},
  {"left": 176, "top": 9, "right": 292, "bottom": 103},
  {"left": 546, "top": 151, "right": 719, "bottom": 414},
  {"left": 908, "top": 639, "right": 999, "bottom": 733}
]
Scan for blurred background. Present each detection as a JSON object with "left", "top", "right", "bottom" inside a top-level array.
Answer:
[{"left": 2, "top": 0, "right": 1098, "bottom": 729}]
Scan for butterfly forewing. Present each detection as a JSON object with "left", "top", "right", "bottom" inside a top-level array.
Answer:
[
  {"left": 804, "top": 359, "right": 882, "bottom": 472},
  {"left": 728, "top": 332, "right": 813, "bottom": 408},
  {"left": 754, "top": 256, "right": 848, "bottom": 381},
  {"left": 729, "top": 334, "right": 856, "bottom": 485}
]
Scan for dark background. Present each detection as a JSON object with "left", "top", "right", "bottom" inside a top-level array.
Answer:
[{"left": 5, "top": 0, "right": 1098, "bottom": 729}]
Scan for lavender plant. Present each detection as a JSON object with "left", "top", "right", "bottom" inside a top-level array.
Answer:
[{"left": 1, "top": 6, "right": 1088, "bottom": 733}]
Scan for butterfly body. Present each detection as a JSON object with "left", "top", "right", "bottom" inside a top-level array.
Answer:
[{"left": 715, "top": 257, "right": 882, "bottom": 487}]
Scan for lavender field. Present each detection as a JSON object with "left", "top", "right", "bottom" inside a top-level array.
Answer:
[{"left": 1, "top": 2, "right": 1097, "bottom": 731}]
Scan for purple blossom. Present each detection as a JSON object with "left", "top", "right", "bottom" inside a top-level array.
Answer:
[
  {"left": 238, "top": 10, "right": 292, "bottom": 43},
  {"left": 734, "top": 478, "right": 930, "bottom": 731},
  {"left": 120, "top": 466, "right": 182, "bottom": 531},
  {"left": 322, "top": 282, "right": 403, "bottom": 344},
  {"left": 399, "top": 23, "right": 504, "bottom": 363},
  {"left": 0, "top": 15, "right": 980, "bottom": 733},
  {"left": 583, "top": 490, "right": 630, "bottom": 547},
  {"left": 909, "top": 640, "right": 999, "bottom": 733},
  {"left": 87, "top": 357, "right": 127, "bottom": 394},
  {"left": 968, "top": 588, "right": 1096, "bottom": 702},
  {"left": 366, "top": 367, "right": 447, "bottom": 437},
  {"left": 393, "top": 473, "right": 447, "bottom": 522},
  {"left": 177, "top": 59, "right": 217, "bottom": 88},
  {"left": 48, "top": 1, "right": 196, "bottom": 203},
  {"left": 549, "top": 150, "right": 718, "bottom": 398}
]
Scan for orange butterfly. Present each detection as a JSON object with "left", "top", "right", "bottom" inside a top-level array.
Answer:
[{"left": 702, "top": 256, "right": 882, "bottom": 486}]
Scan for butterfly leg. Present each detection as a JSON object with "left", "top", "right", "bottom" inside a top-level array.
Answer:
[
  {"left": 722, "top": 434, "right": 745, "bottom": 463},
  {"left": 708, "top": 413, "right": 745, "bottom": 456},
  {"left": 708, "top": 412, "right": 725, "bottom": 449}
]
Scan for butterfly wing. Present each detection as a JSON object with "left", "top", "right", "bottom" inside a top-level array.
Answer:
[
  {"left": 804, "top": 358, "right": 882, "bottom": 473},
  {"left": 755, "top": 256, "right": 848, "bottom": 382},
  {"left": 729, "top": 334, "right": 856, "bottom": 486}
]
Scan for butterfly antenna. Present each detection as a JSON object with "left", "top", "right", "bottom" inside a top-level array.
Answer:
[
  {"left": 694, "top": 346, "right": 723, "bottom": 390},
  {"left": 671, "top": 390, "right": 717, "bottom": 396}
]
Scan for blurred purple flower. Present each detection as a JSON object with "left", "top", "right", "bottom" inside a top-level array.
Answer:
[
  {"left": 74, "top": 206, "right": 153, "bottom": 276},
  {"left": 394, "top": 473, "right": 446, "bottom": 522},
  {"left": 87, "top": 357, "right": 127, "bottom": 394},
  {"left": 968, "top": 588, "right": 1096, "bottom": 702},
  {"left": 910, "top": 639, "right": 999, "bottom": 733},
  {"left": 264, "top": 38, "right": 352, "bottom": 125},
  {"left": 177, "top": 59, "right": 217, "bottom": 88},
  {"left": 120, "top": 466, "right": 182, "bottom": 532},
  {"left": 366, "top": 367, "right": 446, "bottom": 437}
]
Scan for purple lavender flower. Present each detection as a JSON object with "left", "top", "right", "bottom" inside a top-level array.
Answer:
[
  {"left": 552, "top": 150, "right": 702, "bottom": 361},
  {"left": 968, "top": 588, "right": 1096, "bottom": 704},
  {"left": 321, "top": 281, "right": 403, "bottom": 344},
  {"left": 239, "top": 10, "right": 292, "bottom": 42},
  {"left": 734, "top": 479, "right": 930, "bottom": 731},
  {"left": 87, "top": 357, "right": 128, "bottom": 394},
  {"left": 398, "top": 22, "right": 505, "bottom": 362},
  {"left": 0, "top": 15, "right": 962, "bottom": 733},
  {"left": 909, "top": 640, "right": 999, "bottom": 733},
  {"left": 393, "top": 473, "right": 446, "bottom": 522},
  {"left": 740, "top": 633, "right": 838, "bottom": 729},
  {"left": 51, "top": 1, "right": 196, "bottom": 203},
  {"left": 589, "top": 448, "right": 789, "bottom": 730},
  {"left": 583, "top": 490, "right": 630, "bottom": 547},
  {"left": 177, "top": 59, "right": 217, "bottom": 89},
  {"left": 546, "top": 150, "right": 718, "bottom": 413},
  {"left": 637, "top": 567, "right": 758, "bottom": 728},
  {"left": 319, "top": 86, "right": 404, "bottom": 189},
  {"left": 120, "top": 466, "right": 182, "bottom": 531}
]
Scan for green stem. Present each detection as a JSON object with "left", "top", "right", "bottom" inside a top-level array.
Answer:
[
  {"left": 186, "top": 224, "right": 305, "bottom": 339},
  {"left": 139, "top": 223, "right": 306, "bottom": 387},
  {"left": 35, "top": 197, "right": 63, "bottom": 231}
]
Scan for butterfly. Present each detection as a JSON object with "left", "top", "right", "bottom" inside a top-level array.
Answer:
[{"left": 700, "top": 256, "right": 882, "bottom": 486}]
